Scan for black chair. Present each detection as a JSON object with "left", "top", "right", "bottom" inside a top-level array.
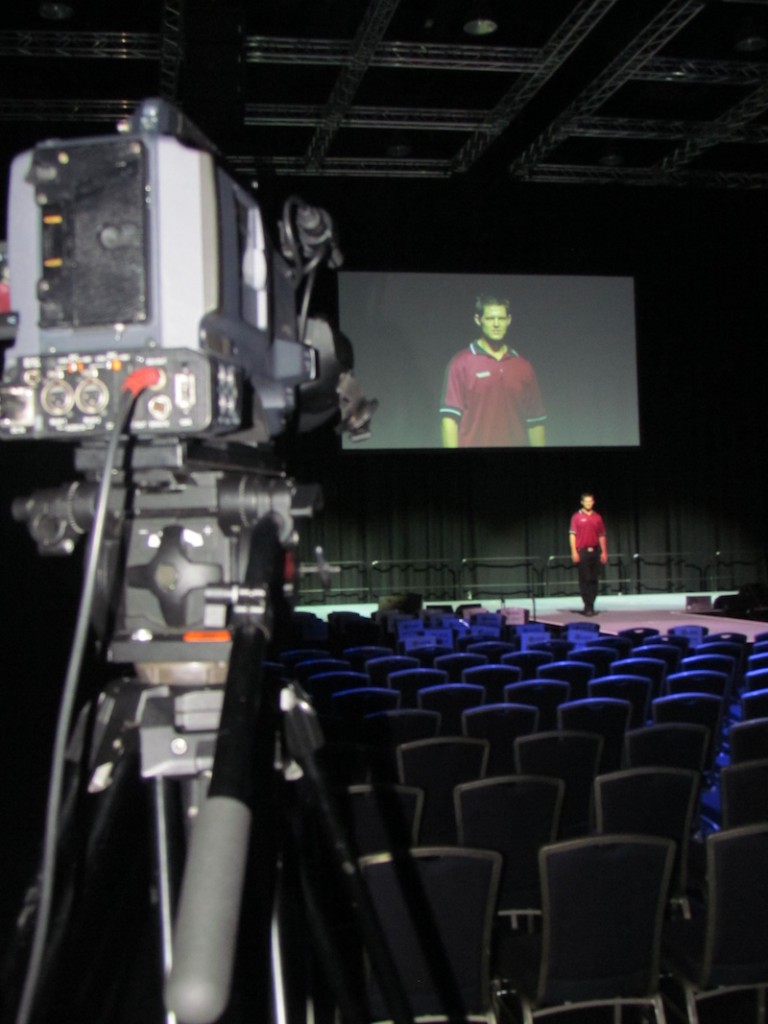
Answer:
[
  {"left": 651, "top": 693, "right": 724, "bottom": 774},
  {"left": 462, "top": 663, "right": 522, "bottom": 704},
  {"left": 462, "top": 703, "right": 539, "bottom": 777},
  {"left": 557, "top": 697, "right": 631, "bottom": 773},
  {"left": 504, "top": 680, "right": 571, "bottom": 731},
  {"left": 466, "top": 639, "right": 519, "bottom": 662},
  {"left": 500, "top": 650, "right": 555, "bottom": 677},
  {"left": 417, "top": 683, "right": 486, "bottom": 736},
  {"left": 588, "top": 674, "right": 652, "bottom": 729},
  {"left": 496, "top": 834, "right": 674, "bottom": 1024},
  {"left": 303, "top": 669, "right": 370, "bottom": 715},
  {"left": 727, "top": 716, "right": 768, "bottom": 764},
  {"left": 329, "top": 687, "right": 401, "bottom": 734},
  {"left": 624, "top": 723, "right": 710, "bottom": 775},
  {"left": 386, "top": 667, "right": 448, "bottom": 708},
  {"left": 514, "top": 730, "right": 603, "bottom": 838},
  {"left": 341, "top": 644, "right": 395, "bottom": 673},
  {"left": 528, "top": 639, "right": 574, "bottom": 660},
  {"left": 664, "top": 669, "right": 729, "bottom": 701},
  {"left": 359, "top": 846, "right": 502, "bottom": 1022},
  {"left": 363, "top": 709, "right": 442, "bottom": 782},
  {"left": 662, "top": 823, "right": 768, "bottom": 1023},
  {"left": 743, "top": 668, "right": 768, "bottom": 694},
  {"left": 618, "top": 626, "right": 662, "bottom": 647},
  {"left": 611, "top": 657, "right": 668, "bottom": 701},
  {"left": 594, "top": 766, "right": 699, "bottom": 911},
  {"left": 455, "top": 775, "right": 564, "bottom": 924},
  {"left": 361, "top": 654, "right": 419, "bottom": 688},
  {"left": 396, "top": 737, "right": 489, "bottom": 844},
  {"left": 293, "top": 657, "right": 353, "bottom": 685},
  {"left": 277, "top": 646, "right": 332, "bottom": 669},
  {"left": 433, "top": 651, "right": 488, "bottom": 680},
  {"left": 720, "top": 758, "right": 768, "bottom": 828},
  {"left": 586, "top": 635, "right": 634, "bottom": 660},
  {"left": 634, "top": 642, "right": 683, "bottom": 674},
  {"left": 679, "top": 652, "right": 737, "bottom": 703},
  {"left": 740, "top": 686, "right": 768, "bottom": 721},
  {"left": 536, "top": 660, "right": 595, "bottom": 701},
  {"left": 336, "top": 783, "right": 424, "bottom": 854},
  {"left": 567, "top": 645, "right": 618, "bottom": 678}
]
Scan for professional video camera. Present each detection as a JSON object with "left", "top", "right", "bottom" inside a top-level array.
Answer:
[
  {"left": 1, "top": 102, "right": 388, "bottom": 1024},
  {"left": 1, "top": 97, "right": 376, "bottom": 674}
]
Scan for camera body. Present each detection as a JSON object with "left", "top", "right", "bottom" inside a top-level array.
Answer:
[{"left": 0, "top": 99, "right": 326, "bottom": 443}]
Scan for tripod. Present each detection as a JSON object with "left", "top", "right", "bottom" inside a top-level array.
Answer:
[{"left": 4, "top": 441, "right": 410, "bottom": 1024}]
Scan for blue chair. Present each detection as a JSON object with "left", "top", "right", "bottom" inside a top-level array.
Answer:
[
  {"left": 589, "top": 674, "right": 652, "bottom": 729},
  {"left": 536, "top": 660, "right": 595, "bottom": 701},
  {"left": 514, "top": 730, "right": 603, "bottom": 838},
  {"left": 504, "top": 680, "right": 571, "bottom": 731},
  {"left": 364, "top": 654, "right": 420, "bottom": 688},
  {"left": 462, "top": 662, "right": 522, "bottom": 703},
  {"left": 341, "top": 644, "right": 394, "bottom": 673},
  {"left": 618, "top": 626, "right": 661, "bottom": 648},
  {"left": 417, "top": 682, "right": 486, "bottom": 736},
  {"left": 433, "top": 651, "right": 488, "bottom": 680},
  {"left": 461, "top": 703, "right": 539, "bottom": 776},
  {"left": 500, "top": 650, "right": 555, "bottom": 677},
  {"left": 633, "top": 642, "right": 683, "bottom": 674},
  {"left": 558, "top": 697, "right": 632, "bottom": 773},
  {"left": 387, "top": 667, "right": 448, "bottom": 708},
  {"left": 611, "top": 657, "right": 668, "bottom": 701}
]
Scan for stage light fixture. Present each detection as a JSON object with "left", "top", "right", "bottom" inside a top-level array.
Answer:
[{"left": 462, "top": 5, "right": 499, "bottom": 37}]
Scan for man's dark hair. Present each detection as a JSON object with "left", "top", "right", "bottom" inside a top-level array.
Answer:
[{"left": 475, "top": 294, "right": 511, "bottom": 317}]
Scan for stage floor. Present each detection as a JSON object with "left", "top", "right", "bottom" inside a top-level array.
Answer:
[{"left": 296, "top": 592, "right": 768, "bottom": 642}]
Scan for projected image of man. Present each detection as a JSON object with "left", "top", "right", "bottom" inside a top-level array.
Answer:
[{"left": 440, "top": 295, "right": 547, "bottom": 448}]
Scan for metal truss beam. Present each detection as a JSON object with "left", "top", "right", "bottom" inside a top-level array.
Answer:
[
  {"left": 510, "top": 0, "right": 706, "bottom": 178},
  {"left": 452, "top": 0, "right": 622, "bottom": 173},
  {"left": 660, "top": 82, "right": 768, "bottom": 170},
  {"left": 245, "top": 36, "right": 542, "bottom": 73},
  {"left": 228, "top": 154, "right": 452, "bottom": 179},
  {"left": 569, "top": 114, "right": 768, "bottom": 143},
  {"left": 305, "top": 0, "right": 401, "bottom": 169},
  {"left": 0, "top": 30, "right": 159, "bottom": 59},
  {"left": 522, "top": 162, "right": 768, "bottom": 188},
  {"left": 245, "top": 103, "right": 484, "bottom": 131},
  {"left": 159, "top": 0, "right": 185, "bottom": 101},
  {"left": 0, "top": 99, "right": 135, "bottom": 122},
  {"left": 636, "top": 56, "right": 768, "bottom": 85}
]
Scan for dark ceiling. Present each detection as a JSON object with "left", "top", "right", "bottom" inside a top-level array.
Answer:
[{"left": 1, "top": 0, "right": 768, "bottom": 190}]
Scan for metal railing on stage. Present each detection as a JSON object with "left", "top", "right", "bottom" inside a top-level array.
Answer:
[
  {"left": 545, "top": 553, "right": 630, "bottom": 596},
  {"left": 369, "top": 558, "right": 459, "bottom": 602},
  {"left": 631, "top": 552, "right": 709, "bottom": 593},
  {"left": 709, "top": 550, "right": 768, "bottom": 591},
  {"left": 459, "top": 556, "right": 543, "bottom": 601},
  {"left": 299, "top": 559, "right": 371, "bottom": 604}
]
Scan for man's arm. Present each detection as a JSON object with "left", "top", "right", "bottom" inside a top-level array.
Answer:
[
  {"left": 569, "top": 530, "right": 579, "bottom": 563},
  {"left": 599, "top": 531, "right": 608, "bottom": 564},
  {"left": 528, "top": 424, "right": 546, "bottom": 447},
  {"left": 442, "top": 416, "right": 459, "bottom": 448}
]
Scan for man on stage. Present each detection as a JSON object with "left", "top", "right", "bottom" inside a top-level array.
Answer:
[{"left": 569, "top": 492, "right": 608, "bottom": 616}]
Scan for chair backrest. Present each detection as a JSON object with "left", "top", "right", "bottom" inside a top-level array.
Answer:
[
  {"left": 396, "top": 737, "right": 489, "bottom": 843},
  {"left": 386, "top": 667, "right": 449, "bottom": 708},
  {"left": 292, "top": 657, "right": 353, "bottom": 684},
  {"left": 618, "top": 626, "right": 662, "bottom": 647},
  {"left": 501, "top": 650, "right": 555, "bottom": 676},
  {"left": 455, "top": 775, "right": 564, "bottom": 914},
  {"left": 623, "top": 722, "right": 710, "bottom": 774},
  {"left": 664, "top": 669, "right": 729, "bottom": 700},
  {"left": 504, "top": 680, "right": 571, "bottom": 731},
  {"left": 277, "top": 646, "right": 331, "bottom": 668},
  {"left": 303, "top": 670, "right": 371, "bottom": 714},
  {"left": 696, "top": 823, "right": 768, "bottom": 989},
  {"left": 744, "top": 668, "right": 768, "bottom": 694},
  {"left": 433, "top": 652, "right": 488, "bottom": 679},
  {"left": 633, "top": 643, "right": 682, "bottom": 673},
  {"left": 680, "top": 652, "right": 737, "bottom": 694},
  {"left": 593, "top": 766, "right": 699, "bottom": 898},
  {"left": 461, "top": 703, "right": 539, "bottom": 776},
  {"left": 338, "top": 783, "right": 424, "bottom": 853},
  {"left": 568, "top": 646, "right": 618, "bottom": 676},
  {"left": 727, "top": 716, "right": 768, "bottom": 764},
  {"left": 535, "top": 834, "right": 674, "bottom": 1006},
  {"left": 364, "top": 654, "right": 420, "bottom": 688},
  {"left": 740, "top": 686, "right": 768, "bottom": 721},
  {"left": 611, "top": 657, "right": 668, "bottom": 700},
  {"left": 341, "top": 645, "right": 395, "bottom": 672},
  {"left": 359, "top": 847, "right": 502, "bottom": 1021},
  {"left": 536, "top": 660, "right": 596, "bottom": 700},
  {"left": 720, "top": 758, "right": 768, "bottom": 828},
  {"left": 651, "top": 692, "right": 724, "bottom": 771},
  {"left": 466, "top": 639, "right": 519, "bottom": 661},
  {"left": 588, "top": 675, "right": 652, "bottom": 730},
  {"left": 461, "top": 663, "right": 522, "bottom": 703},
  {"left": 330, "top": 686, "right": 401, "bottom": 729},
  {"left": 557, "top": 697, "right": 632, "bottom": 773},
  {"left": 514, "top": 730, "right": 603, "bottom": 838},
  {"left": 417, "top": 683, "right": 486, "bottom": 736}
]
